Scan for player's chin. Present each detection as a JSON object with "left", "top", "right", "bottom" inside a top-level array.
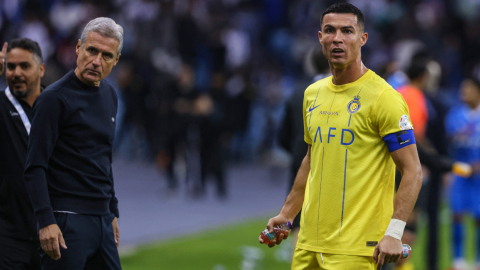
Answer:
[
  {"left": 329, "top": 58, "right": 347, "bottom": 68},
  {"left": 329, "top": 56, "right": 346, "bottom": 63},
  {"left": 12, "top": 88, "right": 27, "bottom": 97},
  {"left": 84, "top": 74, "right": 101, "bottom": 83}
]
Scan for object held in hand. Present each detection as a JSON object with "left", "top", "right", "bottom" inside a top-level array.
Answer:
[
  {"left": 401, "top": 244, "right": 412, "bottom": 259},
  {"left": 260, "top": 221, "right": 293, "bottom": 245},
  {"left": 452, "top": 162, "right": 472, "bottom": 178}
]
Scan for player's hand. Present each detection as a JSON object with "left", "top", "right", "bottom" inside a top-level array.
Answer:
[
  {"left": 258, "top": 215, "right": 291, "bottom": 248},
  {"left": 373, "top": 235, "right": 402, "bottom": 269},
  {"left": 0, "top": 42, "right": 7, "bottom": 76},
  {"left": 112, "top": 217, "right": 120, "bottom": 247},
  {"left": 39, "top": 224, "right": 68, "bottom": 260}
]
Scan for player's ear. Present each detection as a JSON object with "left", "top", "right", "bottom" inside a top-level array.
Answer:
[
  {"left": 114, "top": 53, "right": 121, "bottom": 66},
  {"left": 39, "top": 63, "right": 45, "bottom": 78},
  {"left": 360, "top": 32, "right": 368, "bottom": 47},
  {"left": 318, "top": 31, "right": 323, "bottom": 45},
  {"left": 75, "top": 40, "right": 81, "bottom": 56}
]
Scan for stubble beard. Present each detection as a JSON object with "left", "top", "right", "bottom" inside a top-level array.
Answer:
[{"left": 12, "top": 87, "right": 29, "bottom": 98}]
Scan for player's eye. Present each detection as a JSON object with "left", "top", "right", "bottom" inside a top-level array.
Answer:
[
  {"left": 87, "top": 47, "right": 97, "bottom": 54},
  {"left": 103, "top": 53, "right": 113, "bottom": 60},
  {"left": 20, "top": 63, "right": 30, "bottom": 70},
  {"left": 6, "top": 64, "right": 14, "bottom": 71}
]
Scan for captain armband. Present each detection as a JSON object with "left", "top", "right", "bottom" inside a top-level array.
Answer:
[
  {"left": 382, "top": 129, "right": 416, "bottom": 152},
  {"left": 384, "top": 219, "right": 406, "bottom": 240}
]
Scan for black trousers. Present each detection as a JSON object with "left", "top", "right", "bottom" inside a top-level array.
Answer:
[
  {"left": 426, "top": 173, "right": 441, "bottom": 270},
  {"left": 40, "top": 213, "right": 121, "bottom": 270},
  {"left": 0, "top": 234, "right": 41, "bottom": 270}
]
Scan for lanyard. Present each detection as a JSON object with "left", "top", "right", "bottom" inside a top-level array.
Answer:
[{"left": 5, "top": 87, "right": 31, "bottom": 134}]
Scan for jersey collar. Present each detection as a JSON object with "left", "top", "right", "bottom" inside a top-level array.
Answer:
[{"left": 327, "top": 69, "right": 373, "bottom": 92}]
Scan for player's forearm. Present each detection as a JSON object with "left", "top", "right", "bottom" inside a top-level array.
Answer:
[
  {"left": 279, "top": 150, "right": 310, "bottom": 220},
  {"left": 392, "top": 166, "right": 422, "bottom": 222}
]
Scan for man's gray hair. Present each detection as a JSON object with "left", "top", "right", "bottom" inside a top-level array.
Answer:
[{"left": 80, "top": 17, "right": 124, "bottom": 55}]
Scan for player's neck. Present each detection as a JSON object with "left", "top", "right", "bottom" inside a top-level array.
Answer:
[
  {"left": 22, "top": 88, "right": 41, "bottom": 107},
  {"left": 330, "top": 59, "right": 368, "bottom": 85}
]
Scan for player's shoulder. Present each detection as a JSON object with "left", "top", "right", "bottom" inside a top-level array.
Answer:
[
  {"left": 365, "top": 71, "right": 397, "bottom": 96},
  {"left": 35, "top": 88, "right": 67, "bottom": 110},
  {"left": 100, "top": 78, "right": 118, "bottom": 100},
  {"left": 37, "top": 77, "right": 71, "bottom": 108},
  {"left": 0, "top": 90, "right": 9, "bottom": 106},
  {"left": 361, "top": 72, "right": 406, "bottom": 106},
  {"left": 304, "top": 75, "right": 332, "bottom": 94},
  {"left": 102, "top": 77, "right": 115, "bottom": 89},
  {"left": 42, "top": 70, "right": 76, "bottom": 96},
  {"left": 103, "top": 79, "right": 117, "bottom": 94}
]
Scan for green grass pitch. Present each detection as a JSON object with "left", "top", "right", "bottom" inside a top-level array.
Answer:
[{"left": 120, "top": 208, "right": 477, "bottom": 270}]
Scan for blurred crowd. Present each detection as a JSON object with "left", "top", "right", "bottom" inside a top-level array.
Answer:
[
  {"left": 2, "top": 0, "right": 477, "bottom": 162},
  {"left": 2, "top": 1, "right": 480, "bottom": 267}
]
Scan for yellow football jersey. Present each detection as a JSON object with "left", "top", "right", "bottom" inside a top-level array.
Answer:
[{"left": 297, "top": 69, "right": 413, "bottom": 256}]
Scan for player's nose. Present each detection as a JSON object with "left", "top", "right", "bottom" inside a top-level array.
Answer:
[
  {"left": 333, "top": 31, "right": 343, "bottom": 43},
  {"left": 92, "top": 54, "right": 101, "bottom": 66}
]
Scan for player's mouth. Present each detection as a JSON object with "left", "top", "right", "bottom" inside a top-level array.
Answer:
[
  {"left": 11, "top": 80, "right": 26, "bottom": 88},
  {"left": 332, "top": 48, "right": 345, "bottom": 56},
  {"left": 86, "top": 69, "right": 100, "bottom": 75}
]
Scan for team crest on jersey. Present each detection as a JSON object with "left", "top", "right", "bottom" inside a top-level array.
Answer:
[
  {"left": 347, "top": 95, "right": 361, "bottom": 114},
  {"left": 399, "top": 114, "right": 413, "bottom": 130}
]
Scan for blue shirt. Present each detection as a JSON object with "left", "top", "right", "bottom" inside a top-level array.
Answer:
[{"left": 445, "top": 103, "right": 480, "bottom": 179}]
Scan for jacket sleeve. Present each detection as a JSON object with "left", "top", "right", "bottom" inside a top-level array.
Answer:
[
  {"left": 109, "top": 86, "right": 119, "bottom": 218},
  {"left": 24, "top": 90, "right": 68, "bottom": 229},
  {"left": 108, "top": 166, "right": 119, "bottom": 218}
]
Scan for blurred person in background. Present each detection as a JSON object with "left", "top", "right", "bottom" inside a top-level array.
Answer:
[
  {"left": 193, "top": 72, "right": 231, "bottom": 199},
  {"left": 24, "top": 17, "right": 122, "bottom": 269},
  {"left": 3, "top": 0, "right": 480, "bottom": 267},
  {"left": 113, "top": 61, "right": 151, "bottom": 160},
  {"left": 445, "top": 74, "right": 480, "bottom": 270},
  {"left": 395, "top": 57, "right": 431, "bottom": 270},
  {"left": 422, "top": 59, "right": 463, "bottom": 270},
  {"left": 396, "top": 56, "right": 471, "bottom": 270},
  {"left": 397, "top": 58, "right": 429, "bottom": 140},
  {"left": 260, "top": 3, "right": 422, "bottom": 269},
  {"left": 158, "top": 64, "right": 199, "bottom": 194},
  {"left": 0, "top": 38, "right": 45, "bottom": 270}
]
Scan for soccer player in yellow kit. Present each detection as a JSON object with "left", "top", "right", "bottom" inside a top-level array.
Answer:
[{"left": 259, "top": 3, "right": 422, "bottom": 270}]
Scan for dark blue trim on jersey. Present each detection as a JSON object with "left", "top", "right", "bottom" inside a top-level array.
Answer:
[
  {"left": 383, "top": 129, "right": 416, "bottom": 152},
  {"left": 317, "top": 147, "right": 324, "bottom": 244},
  {"left": 339, "top": 149, "right": 348, "bottom": 236}
]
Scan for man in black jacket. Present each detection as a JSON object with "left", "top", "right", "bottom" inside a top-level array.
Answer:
[
  {"left": 0, "top": 38, "right": 45, "bottom": 270},
  {"left": 24, "top": 17, "right": 123, "bottom": 269}
]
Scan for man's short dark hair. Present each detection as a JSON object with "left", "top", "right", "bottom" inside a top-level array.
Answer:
[
  {"left": 320, "top": 3, "right": 365, "bottom": 32},
  {"left": 406, "top": 60, "right": 428, "bottom": 81},
  {"left": 7, "top": 38, "right": 43, "bottom": 65}
]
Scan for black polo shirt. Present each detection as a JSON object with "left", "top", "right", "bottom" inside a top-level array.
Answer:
[{"left": 0, "top": 89, "right": 37, "bottom": 241}]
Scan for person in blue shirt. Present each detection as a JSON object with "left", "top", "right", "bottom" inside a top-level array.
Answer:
[{"left": 446, "top": 75, "right": 480, "bottom": 270}]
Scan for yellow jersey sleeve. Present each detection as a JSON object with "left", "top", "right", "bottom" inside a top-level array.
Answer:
[
  {"left": 374, "top": 88, "right": 414, "bottom": 138},
  {"left": 303, "top": 89, "right": 312, "bottom": 144}
]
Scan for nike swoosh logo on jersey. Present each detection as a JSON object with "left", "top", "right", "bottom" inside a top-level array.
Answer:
[{"left": 309, "top": 104, "right": 321, "bottom": 112}]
